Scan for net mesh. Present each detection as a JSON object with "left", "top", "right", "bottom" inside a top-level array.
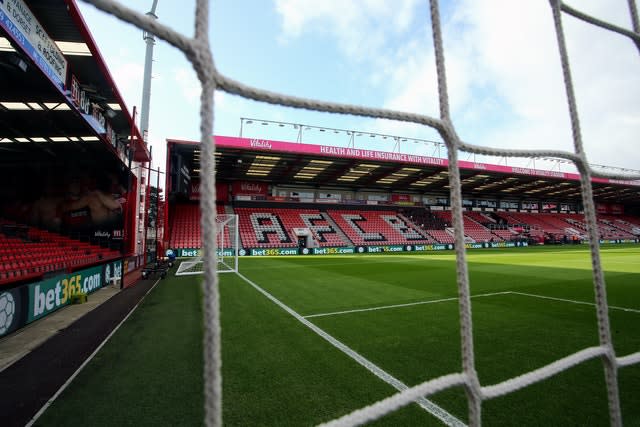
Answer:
[{"left": 81, "top": 1, "right": 640, "bottom": 426}]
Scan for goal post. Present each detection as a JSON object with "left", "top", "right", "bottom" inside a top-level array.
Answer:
[{"left": 176, "top": 214, "right": 239, "bottom": 275}]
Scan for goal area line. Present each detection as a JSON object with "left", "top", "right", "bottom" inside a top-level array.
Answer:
[
  {"left": 233, "top": 271, "right": 465, "bottom": 427},
  {"left": 303, "top": 291, "right": 640, "bottom": 319},
  {"left": 229, "top": 270, "right": 640, "bottom": 427}
]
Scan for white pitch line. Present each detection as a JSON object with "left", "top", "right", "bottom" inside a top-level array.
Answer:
[
  {"left": 26, "top": 278, "right": 163, "bottom": 427},
  {"left": 304, "top": 292, "right": 512, "bottom": 319},
  {"left": 236, "top": 272, "right": 465, "bottom": 427},
  {"left": 510, "top": 292, "right": 640, "bottom": 314}
]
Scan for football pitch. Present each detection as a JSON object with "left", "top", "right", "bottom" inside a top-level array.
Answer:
[{"left": 40, "top": 245, "right": 640, "bottom": 426}]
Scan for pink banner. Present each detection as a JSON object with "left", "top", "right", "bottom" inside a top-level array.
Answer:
[{"left": 212, "top": 136, "right": 640, "bottom": 187}]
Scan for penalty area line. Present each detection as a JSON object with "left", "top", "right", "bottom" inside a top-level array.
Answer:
[
  {"left": 26, "top": 278, "right": 164, "bottom": 427},
  {"left": 235, "top": 272, "right": 466, "bottom": 427},
  {"left": 304, "top": 291, "right": 511, "bottom": 319}
]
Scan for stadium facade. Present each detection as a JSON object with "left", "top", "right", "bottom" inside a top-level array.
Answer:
[{"left": 165, "top": 135, "right": 640, "bottom": 257}]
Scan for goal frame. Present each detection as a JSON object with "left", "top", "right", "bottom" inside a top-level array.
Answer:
[{"left": 175, "top": 214, "right": 239, "bottom": 275}]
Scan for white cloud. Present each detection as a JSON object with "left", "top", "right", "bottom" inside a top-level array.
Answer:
[
  {"left": 374, "top": 0, "right": 640, "bottom": 171},
  {"left": 275, "top": 0, "right": 419, "bottom": 59},
  {"left": 110, "top": 61, "right": 144, "bottom": 112},
  {"left": 173, "top": 66, "right": 200, "bottom": 104},
  {"left": 272, "top": 0, "right": 639, "bottom": 171}
]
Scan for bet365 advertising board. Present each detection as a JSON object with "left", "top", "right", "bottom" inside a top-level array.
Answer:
[{"left": 0, "top": 260, "right": 123, "bottom": 338}]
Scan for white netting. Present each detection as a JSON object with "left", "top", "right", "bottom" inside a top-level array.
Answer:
[{"left": 80, "top": 1, "right": 640, "bottom": 426}]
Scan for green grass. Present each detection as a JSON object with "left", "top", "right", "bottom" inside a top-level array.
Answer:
[
  {"left": 39, "top": 274, "right": 205, "bottom": 426},
  {"left": 40, "top": 244, "right": 640, "bottom": 426}
]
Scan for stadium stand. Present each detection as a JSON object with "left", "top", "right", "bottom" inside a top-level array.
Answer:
[
  {"left": 0, "top": 220, "right": 120, "bottom": 286},
  {"left": 234, "top": 207, "right": 351, "bottom": 248},
  {"left": 169, "top": 203, "right": 640, "bottom": 251},
  {"left": 599, "top": 215, "right": 640, "bottom": 237},
  {"left": 170, "top": 203, "right": 233, "bottom": 249},
  {"left": 326, "top": 209, "right": 435, "bottom": 246},
  {"left": 495, "top": 212, "right": 560, "bottom": 242},
  {"left": 170, "top": 203, "right": 202, "bottom": 249},
  {"left": 564, "top": 213, "right": 636, "bottom": 240},
  {"left": 400, "top": 208, "right": 454, "bottom": 244},
  {"left": 431, "top": 211, "right": 503, "bottom": 243},
  {"left": 490, "top": 212, "right": 640, "bottom": 242}
]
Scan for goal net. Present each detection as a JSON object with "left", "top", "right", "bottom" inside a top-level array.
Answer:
[
  {"left": 175, "top": 214, "right": 239, "bottom": 275},
  {"left": 83, "top": 1, "right": 640, "bottom": 426}
]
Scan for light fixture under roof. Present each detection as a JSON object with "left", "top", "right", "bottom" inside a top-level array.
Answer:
[
  {"left": 16, "top": 137, "right": 30, "bottom": 142},
  {"left": 30, "top": 137, "right": 47, "bottom": 142},
  {"left": 0, "top": 37, "right": 14, "bottom": 52},
  {"left": 44, "top": 103, "right": 71, "bottom": 111},
  {"left": 248, "top": 167, "right": 274, "bottom": 173},
  {"left": 1, "top": 102, "right": 30, "bottom": 110},
  {"left": 51, "top": 136, "right": 69, "bottom": 142},
  {"left": 53, "top": 41, "right": 91, "bottom": 56},
  {"left": 310, "top": 159, "right": 332, "bottom": 165},
  {"left": 81, "top": 136, "right": 100, "bottom": 141}
]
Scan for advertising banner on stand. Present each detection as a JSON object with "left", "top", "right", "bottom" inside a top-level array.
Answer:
[
  {"left": 27, "top": 265, "right": 104, "bottom": 323},
  {"left": 0, "top": 287, "right": 25, "bottom": 338},
  {"left": 102, "top": 259, "right": 123, "bottom": 288}
]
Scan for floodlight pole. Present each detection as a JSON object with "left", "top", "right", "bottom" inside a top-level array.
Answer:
[{"left": 140, "top": 0, "right": 159, "bottom": 146}]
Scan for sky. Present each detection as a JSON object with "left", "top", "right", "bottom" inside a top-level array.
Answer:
[{"left": 76, "top": 0, "right": 640, "bottom": 178}]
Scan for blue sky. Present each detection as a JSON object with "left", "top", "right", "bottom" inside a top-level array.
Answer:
[{"left": 77, "top": 0, "right": 640, "bottom": 177}]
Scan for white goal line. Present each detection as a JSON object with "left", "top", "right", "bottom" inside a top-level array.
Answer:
[{"left": 304, "top": 291, "right": 640, "bottom": 319}]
